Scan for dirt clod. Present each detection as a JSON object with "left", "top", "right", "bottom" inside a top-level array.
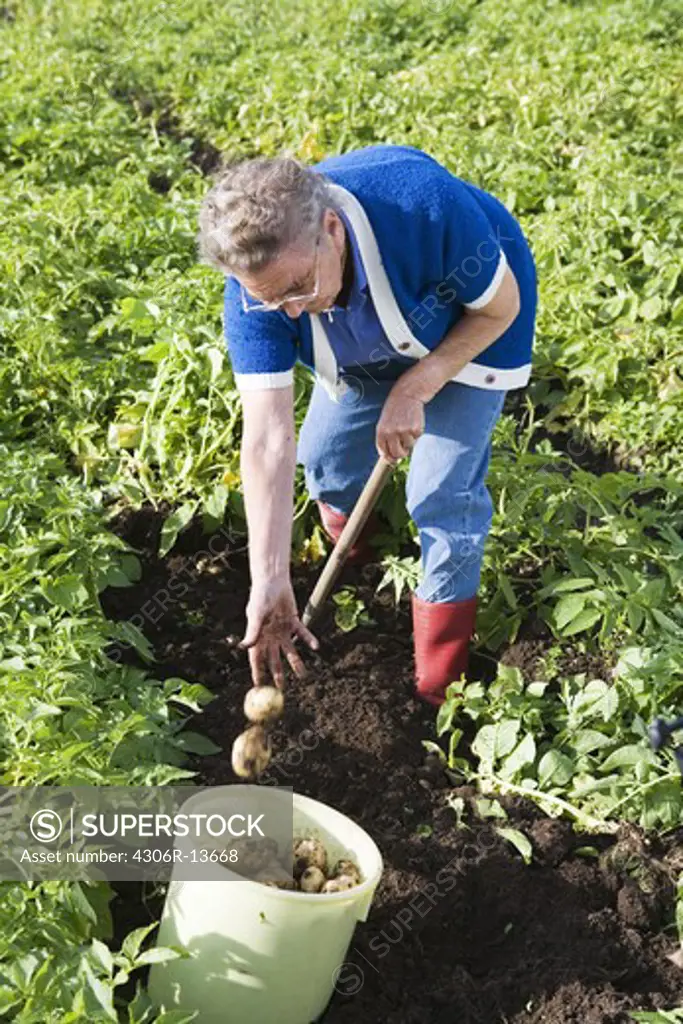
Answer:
[
  {"left": 528, "top": 818, "right": 575, "bottom": 867},
  {"left": 617, "top": 878, "right": 659, "bottom": 931}
]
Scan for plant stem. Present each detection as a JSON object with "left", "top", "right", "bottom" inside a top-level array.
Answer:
[
  {"left": 607, "top": 771, "right": 680, "bottom": 818},
  {"left": 479, "top": 774, "right": 619, "bottom": 833}
]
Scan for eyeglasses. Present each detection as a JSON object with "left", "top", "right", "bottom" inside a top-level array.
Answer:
[{"left": 240, "top": 235, "right": 323, "bottom": 313}]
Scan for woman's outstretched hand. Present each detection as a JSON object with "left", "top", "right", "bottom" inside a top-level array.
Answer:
[{"left": 239, "top": 576, "right": 319, "bottom": 688}]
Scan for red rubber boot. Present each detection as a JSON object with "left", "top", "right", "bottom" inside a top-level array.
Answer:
[
  {"left": 411, "top": 593, "right": 478, "bottom": 706},
  {"left": 316, "top": 501, "right": 381, "bottom": 565}
]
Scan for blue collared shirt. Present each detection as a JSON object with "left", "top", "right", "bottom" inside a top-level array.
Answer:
[{"left": 320, "top": 209, "right": 414, "bottom": 372}]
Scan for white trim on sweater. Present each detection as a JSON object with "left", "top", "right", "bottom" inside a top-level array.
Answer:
[
  {"left": 452, "top": 361, "right": 532, "bottom": 390},
  {"left": 463, "top": 249, "right": 508, "bottom": 309},
  {"left": 234, "top": 369, "right": 294, "bottom": 391},
  {"left": 310, "top": 315, "right": 347, "bottom": 400}
]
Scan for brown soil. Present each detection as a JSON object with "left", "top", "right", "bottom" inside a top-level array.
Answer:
[
  {"left": 499, "top": 615, "right": 614, "bottom": 682},
  {"left": 102, "top": 507, "right": 683, "bottom": 1024},
  {"left": 108, "top": 85, "right": 223, "bottom": 179}
]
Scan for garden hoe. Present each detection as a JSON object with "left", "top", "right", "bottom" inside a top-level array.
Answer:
[{"left": 301, "top": 453, "right": 394, "bottom": 628}]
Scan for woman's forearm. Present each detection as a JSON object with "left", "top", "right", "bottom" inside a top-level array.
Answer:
[
  {"left": 240, "top": 432, "right": 297, "bottom": 585},
  {"left": 396, "top": 311, "right": 506, "bottom": 403},
  {"left": 396, "top": 264, "right": 521, "bottom": 404}
]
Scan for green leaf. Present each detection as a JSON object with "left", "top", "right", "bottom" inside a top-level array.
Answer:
[
  {"left": 206, "top": 347, "right": 224, "bottom": 382},
  {"left": 497, "top": 720, "right": 522, "bottom": 758},
  {"left": 121, "top": 923, "right": 159, "bottom": 963},
  {"left": 498, "top": 572, "right": 518, "bottom": 609},
  {"left": 0, "top": 656, "right": 26, "bottom": 672},
  {"left": 134, "top": 946, "right": 184, "bottom": 966},
  {"left": 436, "top": 700, "right": 456, "bottom": 737},
  {"left": 472, "top": 720, "right": 521, "bottom": 770},
  {"left": 495, "top": 665, "right": 525, "bottom": 693},
  {"left": 639, "top": 295, "right": 662, "bottom": 320},
  {"left": 641, "top": 780, "right": 682, "bottom": 830},
  {"left": 631, "top": 1011, "right": 683, "bottom": 1022},
  {"left": 0, "top": 501, "right": 12, "bottom": 532},
  {"left": 651, "top": 607, "right": 681, "bottom": 633},
  {"left": 554, "top": 592, "right": 587, "bottom": 630},
  {"left": 203, "top": 484, "right": 229, "bottom": 523},
  {"left": 596, "top": 685, "right": 620, "bottom": 721},
  {"left": 541, "top": 577, "right": 595, "bottom": 597},
  {"left": 90, "top": 938, "right": 114, "bottom": 975},
  {"left": 40, "top": 574, "right": 89, "bottom": 610},
  {"left": 448, "top": 729, "right": 463, "bottom": 767},
  {"left": 120, "top": 297, "right": 151, "bottom": 321},
  {"left": 120, "top": 554, "right": 142, "bottom": 582},
  {"left": 561, "top": 607, "right": 602, "bottom": 636},
  {"left": 500, "top": 733, "right": 537, "bottom": 779},
  {"left": 496, "top": 827, "right": 533, "bottom": 865},
  {"left": 173, "top": 731, "right": 222, "bottom": 755},
  {"left": 163, "top": 679, "right": 215, "bottom": 712},
  {"left": 538, "top": 749, "right": 575, "bottom": 787},
  {"left": 421, "top": 740, "right": 446, "bottom": 764},
  {"left": 475, "top": 798, "right": 508, "bottom": 820},
  {"left": 140, "top": 340, "right": 171, "bottom": 362},
  {"left": 82, "top": 961, "right": 117, "bottom": 1021},
  {"left": 641, "top": 240, "right": 658, "bottom": 265},
  {"left": 571, "top": 729, "right": 614, "bottom": 755},
  {"left": 627, "top": 602, "right": 645, "bottom": 632},
  {"left": 159, "top": 502, "right": 197, "bottom": 558},
  {"left": 0, "top": 987, "right": 20, "bottom": 1013},
  {"left": 445, "top": 794, "right": 468, "bottom": 828},
  {"left": 106, "top": 621, "right": 155, "bottom": 663},
  {"left": 600, "top": 744, "right": 652, "bottom": 772},
  {"left": 71, "top": 882, "right": 98, "bottom": 924}
]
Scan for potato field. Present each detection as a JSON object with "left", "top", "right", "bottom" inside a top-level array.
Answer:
[{"left": 1, "top": 0, "right": 682, "bottom": 1021}]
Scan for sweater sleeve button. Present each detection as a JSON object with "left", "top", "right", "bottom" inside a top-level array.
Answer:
[
  {"left": 485, "top": 373, "right": 496, "bottom": 384},
  {"left": 398, "top": 342, "right": 410, "bottom": 352}
]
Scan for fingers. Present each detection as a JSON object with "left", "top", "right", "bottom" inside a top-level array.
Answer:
[
  {"left": 293, "top": 620, "right": 319, "bottom": 651},
  {"left": 268, "top": 644, "right": 286, "bottom": 689},
  {"left": 243, "top": 616, "right": 318, "bottom": 688},
  {"left": 376, "top": 429, "right": 418, "bottom": 463},
  {"left": 249, "top": 637, "right": 307, "bottom": 688},
  {"left": 282, "top": 636, "right": 307, "bottom": 679},
  {"left": 239, "top": 615, "right": 262, "bottom": 649},
  {"left": 247, "top": 643, "right": 267, "bottom": 687}
]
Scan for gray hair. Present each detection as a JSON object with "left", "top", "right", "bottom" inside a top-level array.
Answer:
[{"left": 197, "top": 155, "right": 339, "bottom": 275}]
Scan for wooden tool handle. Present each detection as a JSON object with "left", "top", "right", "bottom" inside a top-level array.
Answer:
[{"left": 301, "top": 456, "right": 393, "bottom": 628}]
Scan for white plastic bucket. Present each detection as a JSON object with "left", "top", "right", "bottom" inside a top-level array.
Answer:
[{"left": 147, "top": 786, "right": 383, "bottom": 1024}]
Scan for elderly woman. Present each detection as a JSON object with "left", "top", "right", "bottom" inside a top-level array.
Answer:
[{"left": 198, "top": 144, "right": 536, "bottom": 706}]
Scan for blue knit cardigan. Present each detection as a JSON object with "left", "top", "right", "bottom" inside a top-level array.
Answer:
[{"left": 223, "top": 144, "right": 537, "bottom": 396}]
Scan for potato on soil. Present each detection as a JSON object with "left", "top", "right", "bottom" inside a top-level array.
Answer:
[
  {"left": 232, "top": 725, "right": 271, "bottom": 778},
  {"left": 293, "top": 837, "right": 327, "bottom": 878},
  {"left": 244, "top": 685, "right": 284, "bottom": 725},
  {"left": 300, "top": 866, "right": 326, "bottom": 892}
]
